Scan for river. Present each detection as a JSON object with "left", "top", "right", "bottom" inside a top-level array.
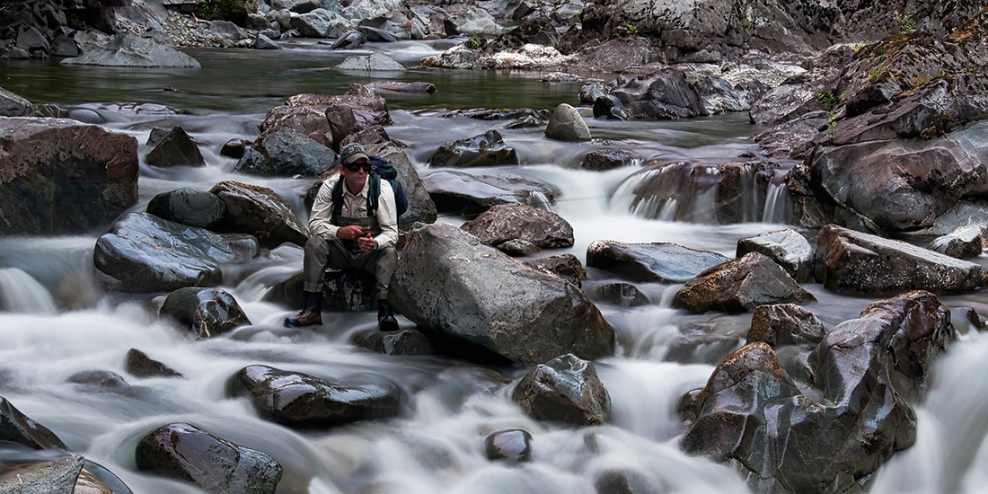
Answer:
[{"left": 1, "top": 39, "right": 987, "bottom": 494}]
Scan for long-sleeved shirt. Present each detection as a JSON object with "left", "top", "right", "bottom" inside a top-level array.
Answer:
[{"left": 308, "top": 174, "right": 398, "bottom": 250}]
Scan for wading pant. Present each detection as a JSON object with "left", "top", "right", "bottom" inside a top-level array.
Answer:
[{"left": 302, "top": 236, "right": 398, "bottom": 300}]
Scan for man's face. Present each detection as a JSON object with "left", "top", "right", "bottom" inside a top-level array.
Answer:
[{"left": 340, "top": 157, "right": 370, "bottom": 192}]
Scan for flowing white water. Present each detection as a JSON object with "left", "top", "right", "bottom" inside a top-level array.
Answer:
[{"left": 0, "top": 267, "right": 57, "bottom": 314}]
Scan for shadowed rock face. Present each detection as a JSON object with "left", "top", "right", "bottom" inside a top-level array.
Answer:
[
  {"left": 681, "top": 291, "right": 953, "bottom": 494},
  {"left": 210, "top": 181, "right": 309, "bottom": 249},
  {"left": 512, "top": 354, "right": 611, "bottom": 426},
  {"left": 674, "top": 253, "right": 816, "bottom": 314},
  {"left": 135, "top": 422, "right": 282, "bottom": 494},
  {"left": 226, "top": 365, "right": 401, "bottom": 426},
  {"left": 0, "top": 395, "right": 67, "bottom": 450},
  {"left": 391, "top": 223, "right": 615, "bottom": 366},
  {"left": 0, "top": 117, "right": 138, "bottom": 236},
  {"left": 814, "top": 224, "right": 985, "bottom": 295}
]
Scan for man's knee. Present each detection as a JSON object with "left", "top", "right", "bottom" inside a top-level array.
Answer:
[{"left": 304, "top": 235, "right": 328, "bottom": 253}]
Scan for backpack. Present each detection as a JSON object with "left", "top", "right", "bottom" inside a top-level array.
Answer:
[{"left": 331, "top": 155, "right": 409, "bottom": 220}]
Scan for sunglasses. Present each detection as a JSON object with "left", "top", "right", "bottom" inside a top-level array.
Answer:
[{"left": 343, "top": 162, "right": 371, "bottom": 172}]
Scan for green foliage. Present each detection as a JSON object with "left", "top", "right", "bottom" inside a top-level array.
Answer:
[
  {"left": 625, "top": 23, "right": 638, "bottom": 36},
  {"left": 816, "top": 90, "right": 837, "bottom": 111},
  {"left": 868, "top": 66, "right": 883, "bottom": 81},
  {"left": 194, "top": 0, "right": 249, "bottom": 21},
  {"left": 826, "top": 114, "right": 838, "bottom": 140},
  {"left": 898, "top": 10, "right": 916, "bottom": 34},
  {"left": 467, "top": 34, "right": 482, "bottom": 49}
]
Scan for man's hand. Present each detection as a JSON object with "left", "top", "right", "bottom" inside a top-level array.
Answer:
[
  {"left": 358, "top": 233, "right": 376, "bottom": 252},
  {"left": 338, "top": 225, "right": 367, "bottom": 240}
]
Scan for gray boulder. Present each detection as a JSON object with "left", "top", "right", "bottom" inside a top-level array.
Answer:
[
  {"left": 62, "top": 32, "right": 200, "bottom": 68},
  {"left": 390, "top": 223, "right": 615, "bottom": 365},
  {"left": 291, "top": 8, "right": 332, "bottom": 37},
  {"left": 603, "top": 70, "right": 706, "bottom": 120},
  {"left": 580, "top": 149, "right": 636, "bottom": 171},
  {"left": 365, "top": 81, "right": 436, "bottom": 94},
  {"left": 0, "top": 118, "right": 138, "bottom": 236},
  {"left": 674, "top": 252, "right": 816, "bottom": 314},
  {"left": 511, "top": 354, "right": 611, "bottom": 426},
  {"left": 377, "top": 147, "right": 438, "bottom": 228},
  {"left": 746, "top": 303, "right": 825, "bottom": 347},
  {"left": 146, "top": 187, "right": 227, "bottom": 230},
  {"left": 929, "top": 225, "right": 985, "bottom": 259},
  {"left": 93, "top": 213, "right": 257, "bottom": 293},
  {"left": 443, "top": 4, "right": 504, "bottom": 35},
  {"left": 235, "top": 127, "right": 336, "bottom": 177},
  {"left": 682, "top": 291, "right": 952, "bottom": 492},
  {"left": 210, "top": 20, "right": 250, "bottom": 42},
  {"left": 16, "top": 25, "right": 50, "bottom": 56},
  {"left": 159, "top": 287, "right": 252, "bottom": 340},
  {"left": 227, "top": 365, "right": 401, "bottom": 426},
  {"left": 545, "top": 103, "right": 591, "bottom": 141},
  {"left": 289, "top": 84, "right": 392, "bottom": 128},
  {"left": 259, "top": 105, "right": 333, "bottom": 144},
  {"left": 460, "top": 202, "right": 574, "bottom": 249},
  {"left": 335, "top": 52, "right": 406, "bottom": 71},
  {"left": 0, "top": 454, "right": 84, "bottom": 494},
  {"left": 255, "top": 33, "right": 282, "bottom": 49},
  {"left": 736, "top": 228, "right": 813, "bottom": 282},
  {"left": 145, "top": 126, "right": 205, "bottom": 168},
  {"left": 0, "top": 395, "right": 67, "bottom": 450},
  {"left": 423, "top": 170, "right": 559, "bottom": 217},
  {"left": 429, "top": 130, "right": 519, "bottom": 168},
  {"left": 1, "top": 87, "right": 40, "bottom": 116},
  {"left": 135, "top": 423, "right": 282, "bottom": 494},
  {"left": 815, "top": 224, "right": 985, "bottom": 295},
  {"left": 586, "top": 241, "right": 730, "bottom": 283},
  {"left": 210, "top": 181, "right": 309, "bottom": 249}
]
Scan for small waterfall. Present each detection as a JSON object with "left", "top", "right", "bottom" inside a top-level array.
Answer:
[
  {"left": 739, "top": 164, "right": 762, "bottom": 223},
  {"left": 688, "top": 171, "right": 719, "bottom": 224},
  {"left": 657, "top": 199, "right": 678, "bottom": 221},
  {"left": 762, "top": 183, "right": 792, "bottom": 224},
  {"left": 527, "top": 190, "right": 553, "bottom": 211},
  {"left": 0, "top": 268, "right": 58, "bottom": 315}
]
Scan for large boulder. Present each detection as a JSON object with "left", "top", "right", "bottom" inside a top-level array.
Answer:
[
  {"left": 1, "top": 87, "right": 41, "bottom": 117},
  {"left": 135, "top": 423, "right": 282, "bottom": 494},
  {"left": 681, "top": 291, "right": 952, "bottom": 493},
  {"left": 335, "top": 52, "right": 406, "bottom": 71},
  {"left": 93, "top": 213, "right": 257, "bottom": 293},
  {"left": 390, "top": 223, "right": 615, "bottom": 365},
  {"left": 736, "top": 228, "right": 813, "bottom": 282},
  {"left": 544, "top": 103, "right": 591, "bottom": 141},
  {"left": 0, "top": 117, "right": 138, "bottom": 236},
  {"left": 429, "top": 130, "right": 519, "bottom": 168},
  {"left": 815, "top": 224, "right": 985, "bottom": 295},
  {"left": 210, "top": 181, "right": 309, "bottom": 249},
  {"left": 144, "top": 126, "right": 205, "bottom": 168},
  {"left": 460, "top": 203, "right": 574, "bottom": 249},
  {"left": 585, "top": 241, "right": 730, "bottom": 283},
  {"left": 512, "top": 354, "right": 611, "bottom": 426},
  {"left": 159, "top": 287, "right": 252, "bottom": 340},
  {"left": 287, "top": 84, "right": 392, "bottom": 128},
  {"left": 235, "top": 127, "right": 336, "bottom": 177},
  {"left": 423, "top": 170, "right": 559, "bottom": 217},
  {"left": 227, "top": 365, "right": 401, "bottom": 426},
  {"left": 146, "top": 187, "right": 226, "bottom": 230},
  {"left": 674, "top": 252, "right": 816, "bottom": 314},
  {"left": 597, "top": 70, "right": 706, "bottom": 120},
  {"left": 0, "top": 395, "right": 67, "bottom": 450},
  {"left": 62, "top": 32, "right": 200, "bottom": 68},
  {"left": 746, "top": 303, "right": 825, "bottom": 347},
  {"left": 443, "top": 4, "right": 504, "bottom": 35},
  {"left": 377, "top": 147, "right": 438, "bottom": 228},
  {"left": 258, "top": 105, "right": 333, "bottom": 146}
]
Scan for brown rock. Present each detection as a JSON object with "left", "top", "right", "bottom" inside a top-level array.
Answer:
[{"left": 675, "top": 253, "right": 816, "bottom": 314}]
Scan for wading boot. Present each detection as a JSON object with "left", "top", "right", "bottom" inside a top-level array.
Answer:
[
  {"left": 378, "top": 299, "right": 398, "bottom": 332},
  {"left": 285, "top": 291, "right": 323, "bottom": 327}
]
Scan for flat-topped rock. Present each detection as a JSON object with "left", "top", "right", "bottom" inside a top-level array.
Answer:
[{"left": 586, "top": 241, "right": 730, "bottom": 283}]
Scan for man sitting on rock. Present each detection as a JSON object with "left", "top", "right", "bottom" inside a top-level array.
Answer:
[{"left": 285, "top": 142, "right": 399, "bottom": 331}]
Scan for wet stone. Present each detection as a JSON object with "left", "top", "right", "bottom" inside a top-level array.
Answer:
[
  {"left": 0, "top": 454, "right": 85, "bottom": 494},
  {"left": 581, "top": 149, "right": 636, "bottom": 171},
  {"left": 497, "top": 238, "right": 541, "bottom": 256},
  {"left": 522, "top": 254, "right": 587, "bottom": 288},
  {"left": 159, "top": 287, "right": 252, "bottom": 340},
  {"left": 0, "top": 395, "right": 67, "bottom": 450},
  {"left": 593, "top": 282, "right": 650, "bottom": 307},
  {"left": 221, "top": 138, "right": 248, "bottom": 159},
  {"left": 146, "top": 187, "right": 226, "bottom": 230},
  {"left": 125, "top": 349, "right": 183, "bottom": 378},
  {"left": 145, "top": 126, "right": 205, "bottom": 168},
  {"left": 350, "top": 328, "right": 435, "bottom": 356},
  {"left": 68, "top": 370, "right": 129, "bottom": 389},
  {"left": 586, "top": 241, "right": 730, "bottom": 283},
  {"left": 746, "top": 304, "right": 825, "bottom": 347},
  {"left": 485, "top": 429, "right": 533, "bottom": 463},
  {"left": 429, "top": 130, "right": 519, "bottom": 168},
  {"left": 512, "top": 354, "right": 611, "bottom": 426}
]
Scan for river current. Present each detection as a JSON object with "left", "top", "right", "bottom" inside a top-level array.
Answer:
[{"left": 2, "top": 39, "right": 988, "bottom": 494}]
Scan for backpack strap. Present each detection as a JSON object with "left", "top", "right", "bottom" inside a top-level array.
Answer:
[
  {"left": 330, "top": 176, "right": 345, "bottom": 224},
  {"left": 368, "top": 171, "right": 381, "bottom": 215}
]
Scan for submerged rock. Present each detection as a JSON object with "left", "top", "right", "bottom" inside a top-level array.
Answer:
[
  {"left": 586, "top": 241, "right": 730, "bottom": 283},
  {"left": 0, "top": 117, "right": 138, "bottom": 236},
  {"left": 227, "top": 365, "right": 401, "bottom": 426},
  {"left": 159, "top": 287, "right": 252, "bottom": 340},
  {"left": 460, "top": 203, "right": 574, "bottom": 249},
  {"left": 390, "top": 223, "right": 615, "bottom": 365},
  {"left": 815, "top": 224, "right": 984, "bottom": 295},
  {"left": 512, "top": 353, "right": 611, "bottom": 426},
  {"left": 485, "top": 429, "right": 533, "bottom": 463},
  {"left": 429, "top": 130, "right": 519, "bottom": 168},
  {"left": 580, "top": 149, "right": 636, "bottom": 171},
  {"left": 136, "top": 422, "right": 282, "bottom": 494},
  {"left": 593, "top": 282, "right": 650, "bottom": 307},
  {"left": 674, "top": 252, "right": 816, "bottom": 314}
]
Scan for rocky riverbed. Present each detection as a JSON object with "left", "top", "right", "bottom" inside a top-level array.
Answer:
[{"left": 3, "top": 0, "right": 988, "bottom": 493}]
